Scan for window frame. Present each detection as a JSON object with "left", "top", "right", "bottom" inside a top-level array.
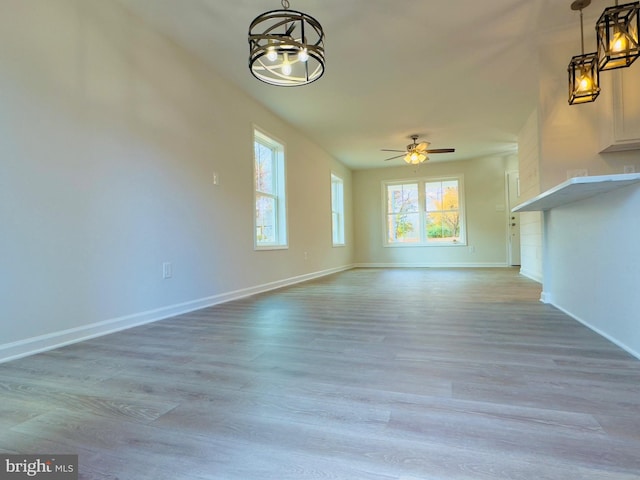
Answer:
[
  {"left": 382, "top": 175, "right": 467, "bottom": 247},
  {"left": 253, "top": 127, "right": 288, "bottom": 250},
  {"left": 330, "top": 173, "right": 345, "bottom": 246}
]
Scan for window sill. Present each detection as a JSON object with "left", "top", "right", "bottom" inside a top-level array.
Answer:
[
  {"left": 384, "top": 242, "right": 467, "bottom": 248},
  {"left": 254, "top": 245, "right": 289, "bottom": 251}
]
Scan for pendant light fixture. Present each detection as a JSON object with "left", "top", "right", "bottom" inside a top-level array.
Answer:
[
  {"left": 248, "top": 0, "right": 325, "bottom": 86},
  {"left": 568, "top": 0, "right": 601, "bottom": 105},
  {"left": 596, "top": 1, "right": 640, "bottom": 70}
]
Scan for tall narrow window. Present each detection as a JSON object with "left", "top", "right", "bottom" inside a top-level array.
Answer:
[
  {"left": 331, "top": 174, "right": 345, "bottom": 246},
  {"left": 384, "top": 176, "right": 465, "bottom": 246},
  {"left": 254, "top": 129, "right": 287, "bottom": 249}
]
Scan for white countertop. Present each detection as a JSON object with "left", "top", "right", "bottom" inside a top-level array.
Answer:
[{"left": 512, "top": 173, "right": 640, "bottom": 212}]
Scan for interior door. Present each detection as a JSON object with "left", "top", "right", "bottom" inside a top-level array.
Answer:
[{"left": 507, "top": 171, "right": 521, "bottom": 266}]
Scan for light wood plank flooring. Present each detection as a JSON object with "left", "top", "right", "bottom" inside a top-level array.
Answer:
[{"left": 1, "top": 268, "right": 639, "bottom": 479}]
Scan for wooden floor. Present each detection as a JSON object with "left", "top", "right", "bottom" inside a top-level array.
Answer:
[{"left": 1, "top": 268, "right": 639, "bottom": 479}]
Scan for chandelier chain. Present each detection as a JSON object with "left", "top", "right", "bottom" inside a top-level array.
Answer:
[{"left": 281, "top": 0, "right": 290, "bottom": 10}]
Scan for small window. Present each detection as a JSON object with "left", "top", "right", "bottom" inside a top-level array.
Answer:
[
  {"left": 254, "top": 129, "right": 287, "bottom": 249},
  {"left": 331, "top": 174, "right": 345, "bottom": 246},
  {"left": 384, "top": 176, "right": 465, "bottom": 246}
]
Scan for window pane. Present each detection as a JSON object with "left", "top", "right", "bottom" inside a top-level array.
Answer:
[
  {"left": 331, "top": 174, "right": 345, "bottom": 245},
  {"left": 426, "top": 212, "right": 460, "bottom": 240},
  {"left": 332, "top": 212, "right": 339, "bottom": 244},
  {"left": 388, "top": 212, "right": 420, "bottom": 243},
  {"left": 425, "top": 182, "right": 442, "bottom": 211},
  {"left": 256, "top": 195, "right": 276, "bottom": 244},
  {"left": 441, "top": 180, "right": 459, "bottom": 210},
  {"left": 387, "top": 184, "right": 418, "bottom": 214},
  {"left": 255, "top": 143, "right": 274, "bottom": 194},
  {"left": 426, "top": 180, "right": 459, "bottom": 212}
]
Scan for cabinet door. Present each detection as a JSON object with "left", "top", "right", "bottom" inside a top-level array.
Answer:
[
  {"left": 600, "top": 66, "right": 640, "bottom": 152},
  {"left": 614, "top": 66, "right": 640, "bottom": 142}
]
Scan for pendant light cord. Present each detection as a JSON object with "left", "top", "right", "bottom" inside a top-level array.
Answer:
[{"left": 580, "top": 9, "right": 585, "bottom": 55}]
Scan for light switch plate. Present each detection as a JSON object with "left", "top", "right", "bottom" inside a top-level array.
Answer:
[{"left": 162, "top": 262, "right": 172, "bottom": 279}]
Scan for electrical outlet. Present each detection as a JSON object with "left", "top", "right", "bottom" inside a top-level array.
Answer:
[
  {"left": 162, "top": 262, "right": 172, "bottom": 279},
  {"left": 304, "top": 251, "right": 308, "bottom": 261},
  {"left": 212, "top": 172, "right": 219, "bottom": 185},
  {"left": 624, "top": 165, "right": 636, "bottom": 174}
]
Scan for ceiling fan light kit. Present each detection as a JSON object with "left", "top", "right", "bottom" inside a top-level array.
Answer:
[
  {"left": 405, "top": 151, "right": 428, "bottom": 165},
  {"left": 381, "top": 135, "right": 455, "bottom": 165},
  {"left": 248, "top": 0, "right": 325, "bottom": 86},
  {"left": 596, "top": 1, "right": 640, "bottom": 71}
]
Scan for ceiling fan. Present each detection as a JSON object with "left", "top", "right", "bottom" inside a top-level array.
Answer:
[{"left": 381, "top": 134, "right": 455, "bottom": 164}]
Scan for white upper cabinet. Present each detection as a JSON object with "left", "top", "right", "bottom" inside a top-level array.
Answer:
[{"left": 599, "top": 64, "right": 640, "bottom": 152}]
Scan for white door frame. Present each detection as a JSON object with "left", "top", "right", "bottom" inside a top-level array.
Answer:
[{"left": 505, "top": 170, "right": 521, "bottom": 266}]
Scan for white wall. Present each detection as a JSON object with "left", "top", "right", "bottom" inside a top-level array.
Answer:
[
  {"left": 544, "top": 183, "right": 640, "bottom": 358},
  {"left": 0, "top": 0, "right": 353, "bottom": 361},
  {"left": 353, "top": 155, "right": 514, "bottom": 267},
  {"left": 517, "top": 109, "right": 543, "bottom": 282},
  {"left": 526, "top": 18, "right": 640, "bottom": 358}
]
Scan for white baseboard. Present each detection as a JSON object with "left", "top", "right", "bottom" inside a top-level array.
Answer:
[
  {"left": 550, "top": 302, "right": 640, "bottom": 361},
  {"left": 539, "top": 291, "right": 552, "bottom": 304},
  {"left": 519, "top": 268, "right": 543, "bottom": 284},
  {"left": 0, "top": 264, "right": 354, "bottom": 364},
  {"left": 355, "top": 262, "right": 509, "bottom": 268}
]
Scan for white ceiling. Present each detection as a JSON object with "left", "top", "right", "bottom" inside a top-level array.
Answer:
[{"left": 117, "top": 0, "right": 613, "bottom": 169}]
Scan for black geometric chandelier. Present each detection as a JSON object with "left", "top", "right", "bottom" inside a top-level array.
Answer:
[
  {"left": 568, "top": 0, "right": 601, "bottom": 105},
  {"left": 248, "top": 0, "right": 325, "bottom": 87},
  {"left": 595, "top": 0, "right": 640, "bottom": 71}
]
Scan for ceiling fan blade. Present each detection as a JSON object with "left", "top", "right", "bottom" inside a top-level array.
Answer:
[
  {"left": 383, "top": 154, "right": 405, "bottom": 161},
  {"left": 426, "top": 148, "right": 455, "bottom": 154},
  {"left": 380, "top": 149, "right": 405, "bottom": 153}
]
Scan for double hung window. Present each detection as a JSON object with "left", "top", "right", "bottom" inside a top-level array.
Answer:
[
  {"left": 384, "top": 176, "right": 465, "bottom": 246},
  {"left": 254, "top": 129, "right": 287, "bottom": 249},
  {"left": 331, "top": 174, "right": 345, "bottom": 246}
]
